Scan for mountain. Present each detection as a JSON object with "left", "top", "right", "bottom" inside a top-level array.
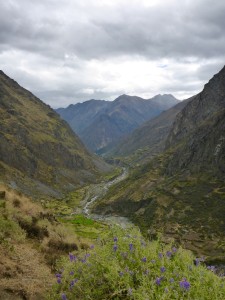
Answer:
[
  {"left": 0, "top": 71, "right": 110, "bottom": 198},
  {"left": 165, "top": 66, "right": 225, "bottom": 176},
  {"left": 108, "top": 98, "right": 190, "bottom": 165},
  {"left": 56, "top": 99, "right": 109, "bottom": 134},
  {"left": 93, "top": 66, "right": 225, "bottom": 262},
  {"left": 56, "top": 94, "right": 179, "bottom": 153}
]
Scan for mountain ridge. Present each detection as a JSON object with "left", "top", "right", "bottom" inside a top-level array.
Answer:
[
  {"left": 107, "top": 97, "right": 190, "bottom": 164},
  {"left": 56, "top": 94, "right": 179, "bottom": 153}
]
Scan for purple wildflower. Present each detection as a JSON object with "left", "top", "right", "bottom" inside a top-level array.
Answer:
[
  {"left": 55, "top": 273, "right": 62, "bottom": 278},
  {"left": 129, "top": 243, "right": 134, "bottom": 251},
  {"left": 158, "top": 253, "right": 163, "bottom": 259},
  {"left": 207, "top": 266, "right": 216, "bottom": 272},
  {"left": 61, "top": 293, "right": 67, "bottom": 300},
  {"left": 69, "top": 278, "right": 78, "bottom": 289},
  {"left": 160, "top": 266, "right": 166, "bottom": 273},
  {"left": 195, "top": 256, "right": 205, "bottom": 266},
  {"left": 114, "top": 237, "right": 118, "bottom": 242},
  {"left": 172, "top": 247, "right": 177, "bottom": 253},
  {"left": 69, "top": 271, "right": 74, "bottom": 276},
  {"left": 113, "top": 244, "right": 118, "bottom": 252},
  {"left": 119, "top": 271, "right": 124, "bottom": 277},
  {"left": 141, "top": 257, "right": 147, "bottom": 263},
  {"left": 90, "top": 244, "right": 94, "bottom": 249},
  {"left": 144, "top": 269, "right": 150, "bottom": 275},
  {"left": 81, "top": 258, "right": 86, "bottom": 263},
  {"left": 155, "top": 277, "right": 163, "bottom": 285},
  {"left": 69, "top": 253, "right": 76, "bottom": 262},
  {"left": 169, "top": 278, "right": 174, "bottom": 283},
  {"left": 180, "top": 278, "right": 191, "bottom": 291},
  {"left": 57, "top": 278, "right": 62, "bottom": 284},
  {"left": 166, "top": 251, "right": 172, "bottom": 258}
]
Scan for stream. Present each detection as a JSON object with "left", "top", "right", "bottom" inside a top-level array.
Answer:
[{"left": 81, "top": 167, "right": 133, "bottom": 228}]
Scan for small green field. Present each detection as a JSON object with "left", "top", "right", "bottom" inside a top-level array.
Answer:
[{"left": 58, "top": 214, "right": 107, "bottom": 239}]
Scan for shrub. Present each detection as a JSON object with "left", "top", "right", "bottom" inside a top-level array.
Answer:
[
  {"left": 12, "top": 198, "right": 21, "bottom": 208},
  {"left": 48, "top": 226, "right": 225, "bottom": 300},
  {"left": 0, "top": 216, "right": 26, "bottom": 242},
  {"left": 17, "top": 216, "right": 49, "bottom": 239},
  {"left": 48, "top": 239, "right": 78, "bottom": 252}
]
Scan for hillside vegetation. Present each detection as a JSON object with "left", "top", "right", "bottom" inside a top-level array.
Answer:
[
  {"left": 49, "top": 226, "right": 225, "bottom": 300},
  {"left": 0, "top": 71, "right": 111, "bottom": 198}
]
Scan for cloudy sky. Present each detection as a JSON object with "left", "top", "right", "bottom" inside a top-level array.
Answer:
[{"left": 0, "top": 0, "right": 225, "bottom": 108}]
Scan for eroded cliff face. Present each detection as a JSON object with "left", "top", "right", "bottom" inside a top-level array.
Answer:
[
  {"left": 0, "top": 71, "right": 105, "bottom": 197},
  {"left": 165, "top": 66, "right": 225, "bottom": 176}
]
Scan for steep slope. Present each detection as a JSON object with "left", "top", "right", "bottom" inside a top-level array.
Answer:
[
  {"left": 0, "top": 71, "right": 109, "bottom": 197},
  {"left": 165, "top": 66, "right": 225, "bottom": 176},
  {"left": 56, "top": 94, "right": 179, "bottom": 153},
  {"left": 108, "top": 98, "right": 190, "bottom": 164},
  {"left": 93, "top": 66, "right": 225, "bottom": 261}
]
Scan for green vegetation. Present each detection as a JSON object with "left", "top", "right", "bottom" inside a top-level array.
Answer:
[
  {"left": 59, "top": 215, "right": 106, "bottom": 239},
  {"left": 0, "top": 71, "right": 108, "bottom": 198},
  {"left": 49, "top": 226, "right": 225, "bottom": 300},
  {"left": 62, "top": 214, "right": 94, "bottom": 225},
  {"left": 93, "top": 155, "right": 225, "bottom": 261},
  {"left": 102, "top": 166, "right": 122, "bottom": 181}
]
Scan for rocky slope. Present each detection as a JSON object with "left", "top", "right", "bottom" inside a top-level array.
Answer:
[
  {"left": 93, "top": 66, "right": 225, "bottom": 262},
  {"left": 0, "top": 71, "right": 110, "bottom": 198},
  {"left": 56, "top": 94, "right": 179, "bottom": 153},
  {"left": 165, "top": 66, "right": 225, "bottom": 176}
]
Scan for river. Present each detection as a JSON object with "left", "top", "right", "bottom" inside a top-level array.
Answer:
[{"left": 82, "top": 167, "right": 132, "bottom": 228}]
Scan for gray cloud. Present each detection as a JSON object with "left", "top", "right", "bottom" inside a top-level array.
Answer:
[{"left": 0, "top": 0, "right": 225, "bottom": 107}]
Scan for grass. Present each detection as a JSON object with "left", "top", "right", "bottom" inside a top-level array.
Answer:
[
  {"left": 59, "top": 215, "right": 107, "bottom": 239},
  {"left": 48, "top": 226, "right": 225, "bottom": 300}
]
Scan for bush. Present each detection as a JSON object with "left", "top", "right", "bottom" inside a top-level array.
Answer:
[
  {"left": 48, "top": 239, "right": 78, "bottom": 252},
  {"left": 17, "top": 216, "right": 49, "bottom": 239},
  {"left": 0, "top": 216, "right": 26, "bottom": 242},
  {"left": 48, "top": 226, "right": 225, "bottom": 299}
]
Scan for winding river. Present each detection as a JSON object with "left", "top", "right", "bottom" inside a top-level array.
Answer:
[{"left": 82, "top": 167, "right": 132, "bottom": 227}]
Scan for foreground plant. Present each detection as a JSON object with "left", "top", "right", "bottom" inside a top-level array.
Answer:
[{"left": 48, "top": 226, "right": 225, "bottom": 299}]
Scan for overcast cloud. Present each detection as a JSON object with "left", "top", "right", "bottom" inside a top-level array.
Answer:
[{"left": 0, "top": 0, "right": 225, "bottom": 107}]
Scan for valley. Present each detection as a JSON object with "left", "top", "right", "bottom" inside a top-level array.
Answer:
[{"left": 1, "top": 66, "right": 225, "bottom": 299}]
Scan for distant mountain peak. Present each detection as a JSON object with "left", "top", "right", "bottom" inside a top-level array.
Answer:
[{"left": 57, "top": 93, "right": 179, "bottom": 153}]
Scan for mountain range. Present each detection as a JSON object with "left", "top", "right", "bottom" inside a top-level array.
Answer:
[
  {"left": 56, "top": 94, "right": 179, "bottom": 153},
  {"left": 107, "top": 97, "right": 191, "bottom": 165},
  {"left": 0, "top": 71, "right": 110, "bottom": 198}
]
